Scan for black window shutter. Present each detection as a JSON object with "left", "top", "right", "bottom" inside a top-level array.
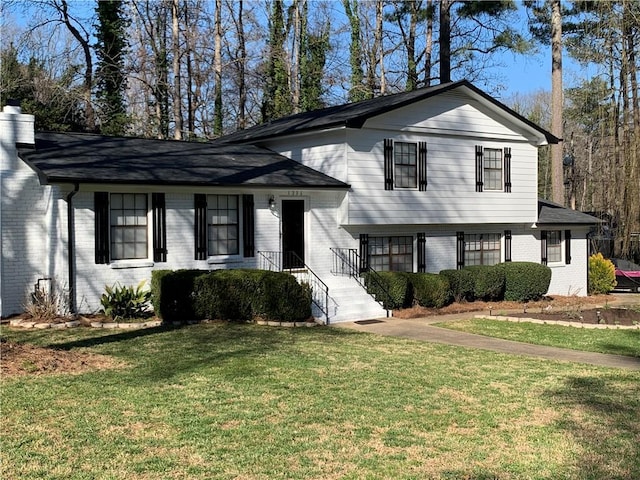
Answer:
[
  {"left": 359, "top": 234, "right": 369, "bottom": 273},
  {"left": 384, "top": 138, "right": 394, "bottom": 191},
  {"left": 565, "top": 229, "right": 571, "bottom": 265},
  {"left": 194, "top": 194, "right": 207, "bottom": 260},
  {"left": 418, "top": 142, "right": 428, "bottom": 191},
  {"left": 456, "top": 231, "right": 465, "bottom": 269},
  {"left": 475, "top": 146, "right": 484, "bottom": 192},
  {"left": 504, "top": 147, "right": 512, "bottom": 192},
  {"left": 541, "top": 230, "right": 548, "bottom": 266},
  {"left": 94, "top": 192, "right": 110, "bottom": 264},
  {"left": 417, "top": 232, "right": 426, "bottom": 272},
  {"left": 152, "top": 193, "right": 167, "bottom": 262},
  {"left": 504, "top": 230, "right": 512, "bottom": 262},
  {"left": 242, "top": 194, "right": 255, "bottom": 257}
]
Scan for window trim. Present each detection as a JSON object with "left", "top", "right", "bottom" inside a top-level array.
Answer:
[
  {"left": 367, "top": 235, "right": 414, "bottom": 272},
  {"left": 542, "top": 230, "right": 563, "bottom": 265},
  {"left": 463, "top": 233, "right": 502, "bottom": 266},
  {"left": 475, "top": 146, "right": 512, "bottom": 193}
]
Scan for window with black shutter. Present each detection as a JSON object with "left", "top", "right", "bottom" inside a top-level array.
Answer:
[
  {"left": 152, "top": 193, "right": 167, "bottom": 262},
  {"left": 418, "top": 142, "right": 428, "bottom": 191},
  {"left": 243, "top": 194, "right": 255, "bottom": 257},
  {"left": 504, "top": 147, "right": 512, "bottom": 192},
  {"left": 475, "top": 146, "right": 484, "bottom": 192},
  {"left": 541, "top": 230, "right": 548, "bottom": 265},
  {"left": 504, "top": 230, "right": 512, "bottom": 262},
  {"left": 194, "top": 194, "right": 207, "bottom": 260},
  {"left": 383, "top": 139, "right": 428, "bottom": 190},
  {"left": 95, "top": 192, "right": 110, "bottom": 264},
  {"left": 384, "top": 139, "right": 394, "bottom": 190},
  {"left": 456, "top": 232, "right": 465, "bottom": 269},
  {"left": 359, "top": 234, "right": 369, "bottom": 272},
  {"left": 417, "top": 232, "right": 426, "bottom": 272}
]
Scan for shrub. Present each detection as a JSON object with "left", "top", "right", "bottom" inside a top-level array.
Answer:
[
  {"left": 495, "top": 262, "right": 551, "bottom": 302},
  {"left": 153, "top": 269, "right": 311, "bottom": 323},
  {"left": 100, "top": 280, "right": 152, "bottom": 321},
  {"left": 439, "top": 269, "right": 475, "bottom": 302},
  {"left": 464, "top": 265, "right": 506, "bottom": 301},
  {"left": 363, "top": 271, "right": 412, "bottom": 309},
  {"left": 24, "top": 280, "right": 70, "bottom": 321},
  {"left": 407, "top": 273, "right": 452, "bottom": 308},
  {"left": 151, "top": 269, "right": 205, "bottom": 322},
  {"left": 588, "top": 253, "right": 617, "bottom": 294}
]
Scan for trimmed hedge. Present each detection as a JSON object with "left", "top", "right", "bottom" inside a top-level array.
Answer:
[
  {"left": 494, "top": 262, "right": 551, "bottom": 301},
  {"left": 363, "top": 271, "right": 412, "bottom": 309},
  {"left": 405, "top": 273, "right": 451, "bottom": 308},
  {"left": 151, "top": 269, "right": 205, "bottom": 322},
  {"left": 151, "top": 269, "right": 311, "bottom": 323},
  {"left": 464, "top": 265, "right": 506, "bottom": 301},
  {"left": 439, "top": 269, "right": 475, "bottom": 302}
]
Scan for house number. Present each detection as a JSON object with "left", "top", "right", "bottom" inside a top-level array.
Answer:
[{"left": 287, "top": 191, "right": 303, "bottom": 196}]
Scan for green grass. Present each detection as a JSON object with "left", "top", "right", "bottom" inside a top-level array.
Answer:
[
  {"left": 437, "top": 319, "right": 640, "bottom": 358},
  {"left": 2, "top": 323, "right": 640, "bottom": 479}
]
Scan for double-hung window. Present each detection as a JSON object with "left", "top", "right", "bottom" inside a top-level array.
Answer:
[
  {"left": 464, "top": 233, "right": 501, "bottom": 266},
  {"left": 207, "top": 194, "right": 239, "bottom": 256},
  {"left": 110, "top": 193, "right": 148, "bottom": 260},
  {"left": 95, "top": 192, "right": 166, "bottom": 264},
  {"left": 475, "top": 146, "right": 512, "bottom": 192},
  {"left": 195, "top": 194, "right": 254, "bottom": 260},
  {"left": 384, "top": 139, "right": 428, "bottom": 191},
  {"left": 394, "top": 142, "right": 417, "bottom": 188},
  {"left": 369, "top": 236, "right": 413, "bottom": 272}
]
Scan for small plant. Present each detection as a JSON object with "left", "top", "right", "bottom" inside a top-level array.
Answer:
[
  {"left": 100, "top": 280, "right": 151, "bottom": 321},
  {"left": 23, "top": 281, "right": 70, "bottom": 321},
  {"left": 588, "top": 253, "right": 617, "bottom": 295}
]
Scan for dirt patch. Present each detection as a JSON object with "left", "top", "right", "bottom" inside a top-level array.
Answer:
[{"left": 0, "top": 339, "right": 124, "bottom": 378}]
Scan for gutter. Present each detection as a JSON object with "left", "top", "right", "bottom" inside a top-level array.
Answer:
[{"left": 66, "top": 183, "right": 79, "bottom": 314}]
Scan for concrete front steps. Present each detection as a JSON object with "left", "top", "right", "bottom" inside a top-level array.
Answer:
[{"left": 318, "top": 274, "right": 388, "bottom": 324}]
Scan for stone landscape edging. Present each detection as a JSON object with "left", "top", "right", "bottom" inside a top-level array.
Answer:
[{"left": 477, "top": 314, "right": 640, "bottom": 329}]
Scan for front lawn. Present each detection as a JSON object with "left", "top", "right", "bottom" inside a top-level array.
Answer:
[
  {"left": 437, "top": 318, "right": 640, "bottom": 357},
  {"left": 2, "top": 323, "right": 639, "bottom": 479}
]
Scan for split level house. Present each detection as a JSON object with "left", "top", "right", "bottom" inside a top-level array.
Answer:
[{"left": 0, "top": 80, "right": 598, "bottom": 323}]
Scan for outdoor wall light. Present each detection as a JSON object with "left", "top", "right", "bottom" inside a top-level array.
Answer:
[{"left": 268, "top": 195, "right": 276, "bottom": 209}]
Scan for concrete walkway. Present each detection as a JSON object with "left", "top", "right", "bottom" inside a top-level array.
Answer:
[{"left": 337, "top": 294, "right": 640, "bottom": 371}]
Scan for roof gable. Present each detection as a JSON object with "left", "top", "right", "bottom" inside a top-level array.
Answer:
[
  {"left": 18, "top": 132, "right": 349, "bottom": 189},
  {"left": 217, "top": 80, "right": 558, "bottom": 146}
]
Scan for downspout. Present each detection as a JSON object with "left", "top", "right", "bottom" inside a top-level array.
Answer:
[{"left": 66, "top": 183, "right": 79, "bottom": 314}]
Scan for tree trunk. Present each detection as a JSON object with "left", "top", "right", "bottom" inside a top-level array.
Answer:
[
  {"left": 236, "top": 0, "right": 246, "bottom": 130},
  {"left": 439, "top": 0, "right": 451, "bottom": 83},
  {"left": 550, "top": 0, "right": 564, "bottom": 204},
  {"left": 172, "top": 0, "right": 183, "bottom": 140},
  {"left": 424, "top": 0, "right": 433, "bottom": 86},
  {"left": 213, "top": 0, "right": 223, "bottom": 136}
]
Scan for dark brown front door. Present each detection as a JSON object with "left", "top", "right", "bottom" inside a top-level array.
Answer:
[{"left": 282, "top": 200, "right": 305, "bottom": 269}]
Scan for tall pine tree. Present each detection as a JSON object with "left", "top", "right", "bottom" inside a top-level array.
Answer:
[{"left": 95, "top": 0, "right": 129, "bottom": 136}]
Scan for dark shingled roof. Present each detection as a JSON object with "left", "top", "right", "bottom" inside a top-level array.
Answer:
[
  {"left": 217, "top": 80, "right": 559, "bottom": 145},
  {"left": 18, "top": 132, "right": 349, "bottom": 189},
  {"left": 537, "top": 199, "right": 599, "bottom": 225}
]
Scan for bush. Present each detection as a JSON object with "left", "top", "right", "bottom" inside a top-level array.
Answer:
[
  {"left": 151, "top": 269, "right": 206, "bottom": 322},
  {"left": 495, "top": 262, "right": 551, "bottom": 302},
  {"left": 363, "top": 271, "right": 412, "bottom": 309},
  {"left": 588, "top": 253, "right": 617, "bottom": 294},
  {"left": 406, "top": 273, "right": 452, "bottom": 308},
  {"left": 100, "top": 280, "right": 152, "bottom": 321},
  {"left": 439, "top": 269, "right": 475, "bottom": 302},
  {"left": 464, "top": 265, "right": 506, "bottom": 301},
  {"left": 152, "top": 269, "right": 311, "bottom": 323}
]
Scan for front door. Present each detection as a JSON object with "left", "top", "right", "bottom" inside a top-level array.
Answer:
[{"left": 282, "top": 200, "right": 305, "bottom": 269}]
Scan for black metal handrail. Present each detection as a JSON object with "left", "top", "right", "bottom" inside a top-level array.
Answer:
[
  {"left": 258, "top": 250, "right": 329, "bottom": 324},
  {"left": 258, "top": 250, "right": 281, "bottom": 272},
  {"left": 330, "top": 247, "right": 391, "bottom": 317}
]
